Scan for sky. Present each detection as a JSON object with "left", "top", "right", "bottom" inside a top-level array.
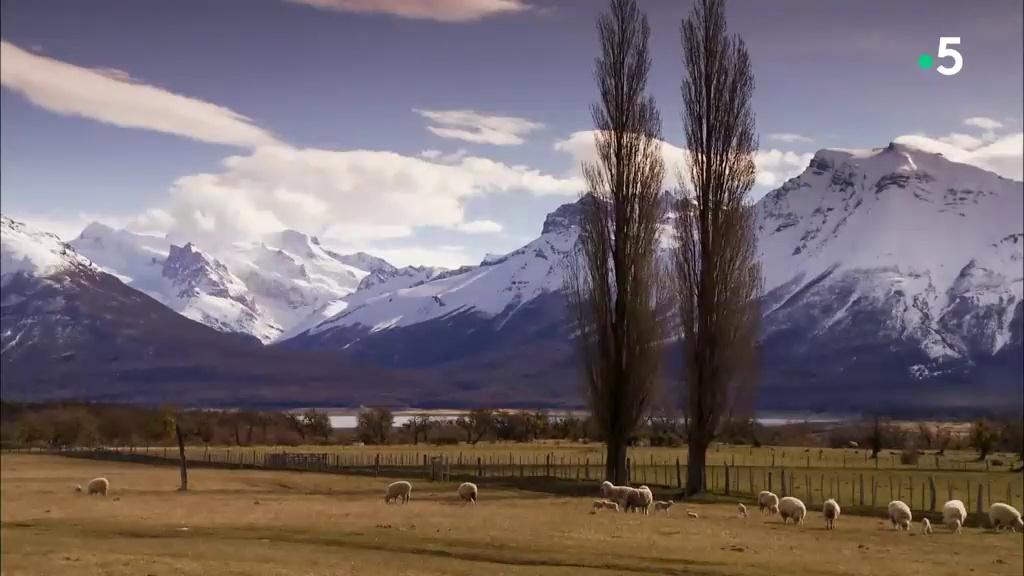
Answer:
[{"left": 1, "top": 0, "right": 1022, "bottom": 268}]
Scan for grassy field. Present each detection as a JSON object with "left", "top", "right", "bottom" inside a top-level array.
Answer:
[
  {"left": 89, "top": 442, "right": 1024, "bottom": 512},
  {"left": 2, "top": 453, "right": 1022, "bottom": 576}
]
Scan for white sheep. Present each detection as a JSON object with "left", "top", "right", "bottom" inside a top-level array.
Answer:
[
  {"left": 942, "top": 499, "right": 966, "bottom": 534},
  {"left": 75, "top": 477, "right": 109, "bottom": 496},
  {"left": 600, "top": 480, "right": 633, "bottom": 509},
  {"left": 758, "top": 490, "right": 779, "bottom": 515},
  {"left": 887, "top": 500, "right": 912, "bottom": 531},
  {"left": 778, "top": 496, "right": 807, "bottom": 525},
  {"left": 384, "top": 480, "right": 412, "bottom": 505},
  {"left": 822, "top": 498, "right": 841, "bottom": 530},
  {"left": 591, "top": 499, "right": 619, "bottom": 513},
  {"left": 989, "top": 502, "right": 1023, "bottom": 533},
  {"left": 920, "top": 518, "right": 932, "bottom": 535},
  {"left": 623, "top": 487, "right": 647, "bottom": 514},
  {"left": 737, "top": 503, "right": 748, "bottom": 518},
  {"left": 457, "top": 482, "right": 478, "bottom": 505},
  {"left": 635, "top": 485, "right": 653, "bottom": 515},
  {"left": 653, "top": 500, "right": 674, "bottom": 515}
]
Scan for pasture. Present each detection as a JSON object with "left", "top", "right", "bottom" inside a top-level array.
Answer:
[{"left": 2, "top": 453, "right": 1022, "bottom": 576}]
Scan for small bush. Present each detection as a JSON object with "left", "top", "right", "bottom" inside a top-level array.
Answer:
[{"left": 899, "top": 448, "right": 919, "bottom": 465}]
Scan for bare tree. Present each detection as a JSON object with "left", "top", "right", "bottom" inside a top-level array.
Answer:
[
  {"left": 674, "top": 0, "right": 763, "bottom": 495},
  {"left": 566, "top": 0, "right": 667, "bottom": 486}
]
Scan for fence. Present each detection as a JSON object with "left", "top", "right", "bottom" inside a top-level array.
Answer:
[{"left": 9, "top": 445, "right": 1023, "bottom": 514}]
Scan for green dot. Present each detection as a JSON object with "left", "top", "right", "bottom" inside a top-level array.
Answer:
[{"left": 917, "top": 53, "right": 933, "bottom": 70}]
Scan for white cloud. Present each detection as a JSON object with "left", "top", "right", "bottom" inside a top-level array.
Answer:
[
  {"left": 768, "top": 133, "right": 813, "bottom": 144},
  {"left": 120, "top": 144, "right": 580, "bottom": 249},
  {"left": 0, "top": 40, "right": 279, "bottom": 148},
  {"left": 419, "top": 149, "right": 443, "bottom": 159},
  {"left": 936, "top": 132, "right": 985, "bottom": 150},
  {"left": 964, "top": 117, "right": 1004, "bottom": 132},
  {"left": 415, "top": 109, "right": 545, "bottom": 146},
  {"left": 554, "top": 130, "right": 813, "bottom": 192},
  {"left": 893, "top": 132, "right": 1023, "bottom": 182},
  {"left": 455, "top": 219, "right": 503, "bottom": 233},
  {"left": 286, "top": 0, "right": 531, "bottom": 22}
]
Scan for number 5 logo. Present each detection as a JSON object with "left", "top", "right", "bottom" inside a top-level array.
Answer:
[{"left": 936, "top": 37, "right": 962, "bottom": 76}]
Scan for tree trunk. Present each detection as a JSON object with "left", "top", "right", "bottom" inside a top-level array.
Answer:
[
  {"left": 175, "top": 422, "right": 189, "bottom": 492},
  {"left": 685, "top": 437, "right": 709, "bottom": 496},
  {"left": 605, "top": 433, "right": 628, "bottom": 485}
]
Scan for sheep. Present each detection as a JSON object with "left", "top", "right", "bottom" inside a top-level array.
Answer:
[
  {"left": 887, "top": 500, "right": 912, "bottom": 531},
  {"left": 457, "top": 482, "right": 478, "bottom": 505},
  {"left": 941, "top": 499, "right": 966, "bottom": 534},
  {"left": 591, "top": 499, "right": 619, "bottom": 513},
  {"left": 600, "top": 480, "right": 633, "bottom": 509},
  {"left": 687, "top": 511, "right": 699, "bottom": 519},
  {"left": 635, "top": 485, "right": 653, "bottom": 515},
  {"left": 920, "top": 518, "right": 932, "bottom": 535},
  {"left": 778, "top": 496, "right": 807, "bottom": 525},
  {"left": 384, "top": 480, "right": 412, "bottom": 505},
  {"left": 623, "top": 487, "right": 648, "bottom": 514},
  {"left": 822, "top": 498, "right": 840, "bottom": 530},
  {"left": 989, "top": 502, "right": 1023, "bottom": 533},
  {"left": 653, "top": 500, "right": 674, "bottom": 515},
  {"left": 757, "top": 491, "right": 779, "bottom": 515},
  {"left": 737, "top": 503, "right": 748, "bottom": 518},
  {"left": 75, "top": 477, "right": 109, "bottom": 496}
]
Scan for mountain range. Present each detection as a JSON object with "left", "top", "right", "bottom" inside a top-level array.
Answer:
[{"left": 2, "top": 142, "right": 1021, "bottom": 412}]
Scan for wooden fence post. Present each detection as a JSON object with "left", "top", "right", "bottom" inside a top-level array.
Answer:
[
  {"left": 725, "top": 466, "right": 731, "bottom": 495},
  {"left": 374, "top": 453, "right": 380, "bottom": 477},
  {"left": 780, "top": 469, "right": 787, "bottom": 496},
  {"left": 676, "top": 458, "right": 682, "bottom": 489},
  {"left": 976, "top": 484, "right": 983, "bottom": 514}
]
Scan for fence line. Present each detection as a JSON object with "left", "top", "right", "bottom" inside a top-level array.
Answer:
[{"left": 8, "top": 445, "right": 1022, "bottom": 514}]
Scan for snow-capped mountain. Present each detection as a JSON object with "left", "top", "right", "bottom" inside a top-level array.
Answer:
[
  {"left": 69, "top": 225, "right": 438, "bottom": 343},
  {"left": 0, "top": 214, "right": 430, "bottom": 406},
  {"left": 285, "top": 143, "right": 1023, "bottom": 412}
]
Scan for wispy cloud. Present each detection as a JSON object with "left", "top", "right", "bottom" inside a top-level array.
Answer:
[
  {"left": 964, "top": 117, "right": 1004, "bottom": 132},
  {"left": 415, "top": 108, "right": 545, "bottom": 146},
  {"left": 455, "top": 219, "right": 503, "bottom": 234},
  {"left": 0, "top": 40, "right": 279, "bottom": 148},
  {"left": 768, "top": 133, "right": 814, "bottom": 144},
  {"left": 286, "top": 0, "right": 531, "bottom": 22}
]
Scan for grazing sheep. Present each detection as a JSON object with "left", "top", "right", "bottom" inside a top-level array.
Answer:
[
  {"left": 457, "top": 482, "right": 478, "bottom": 505},
  {"left": 737, "top": 503, "right": 748, "bottom": 518},
  {"left": 989, "top": 502, "right": 1024, "bottom": 533},
  {"left": 384, "top": 480, "right": 412, "bottom": 505},
  {"left": 822, "top": 498, "right": 841, "bottom": 530},
  {"left": 653, "top": 500, "right": 674, "bottom": 515},
  {"left": 591, "top": 499, "right": 619, "bottom": 513},
  {"left": 75, "top": 477, "right": 109, "bottom": 496},
  {"left": 758, "top": 491, "right": 780, "bottom": 515},
  {"left": 687, "top": 511, "right": 699, "bottom": 519},
  {"left": 942, "top": 500, "right": 967, "bottom": 533},
  {"left": 600, "top": 480, "right": 633, "bottom": 509},
  {"left": 635, "top": 485, "right": 654, "bottom": 515},
  {"left": 778, "top": 496, "right": 807, "bottom": 525},
  {"left": 847, "top": 441, "right": 859, "bottom": 449},
  {"left": 887, "top": 500, "right": 912, "bottom": 531},
  {"left": 920, "top": 518, "right": 932, "bottom": 535},
  {"left": 623, "top": 487, "right": 648, "bottom": 514}
]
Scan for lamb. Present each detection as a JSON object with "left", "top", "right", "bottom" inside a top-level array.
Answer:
[
  {"left": 687, "top": 511, "right": 699, "bottom": 519},
  {"left": 653, "top": 500, "right": 674, "bottom": 515},
  {"left": 757, "top": 491, "right": 779, "bottom": 515},
  {"left": 737, "top": 503, "right": 748, "bottom": 518},
  {"left": 941, "top": 499, "right": 966, "bottom": 534},
  {"left": 457, "top": 482, "right": 478, "bottom": 505},
  {"left": 920, "top": 518, "right": 932, "bottom": 535},
  {"left": 822, "top": 498, "right": 841, "bottom": 530},
  {"left": 74, "top": 477, "right": 110, "bottom": 496},
  {"left": 887, "top": 500, "right": 912, "bottom": 531},
  {"left": 384, "top": 480, "right": 412, "bottom": 505},
  {"left": 591, "top": 499, "right": 619, "bottom": 513},
  {"left": 777, "top": 496, "right": 807, "bottom": 525},
  {"left": 989, "top": 502, "right": 1023, "bottom": 533},
  {"left": 600, "top": 480, "right": 633, "bottom": 509}
]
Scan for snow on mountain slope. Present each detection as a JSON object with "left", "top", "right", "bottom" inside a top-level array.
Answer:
[
  {"left": 305, "top": 205, "right": 581, "bottom": 336},
  {"left": 756, "top": 142, "right": 1023, "bottom": 363},
  {"left": 1, "top": 214, "right": 93, "bottom": 280},
  {"left": 68, "top": 223, "right": 441, "bottom": 342}
]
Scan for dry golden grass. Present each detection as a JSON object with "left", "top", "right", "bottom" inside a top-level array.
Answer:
[{"left": 2, "top": 454, "right": 1022, "bottom": 576}]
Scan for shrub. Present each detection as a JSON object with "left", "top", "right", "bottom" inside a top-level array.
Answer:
[{"left": 899, "top": 448, "right": 919, "bottom": 465}]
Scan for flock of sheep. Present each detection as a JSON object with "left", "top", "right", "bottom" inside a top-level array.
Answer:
[
  {"left": 73, "top": 474, "right": 1024, "bottom": 536},
  {"left": 591, "top": 480, "right": 1023, "bottom": 535}
]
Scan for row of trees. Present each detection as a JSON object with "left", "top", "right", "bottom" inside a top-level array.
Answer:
[{"left": 567, "top": 0, "right": 763, "bottom": 492}]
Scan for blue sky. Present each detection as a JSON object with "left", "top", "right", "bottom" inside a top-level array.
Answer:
[{"left": 2, "top": 0, "right": 1022, "bottom": 267}]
